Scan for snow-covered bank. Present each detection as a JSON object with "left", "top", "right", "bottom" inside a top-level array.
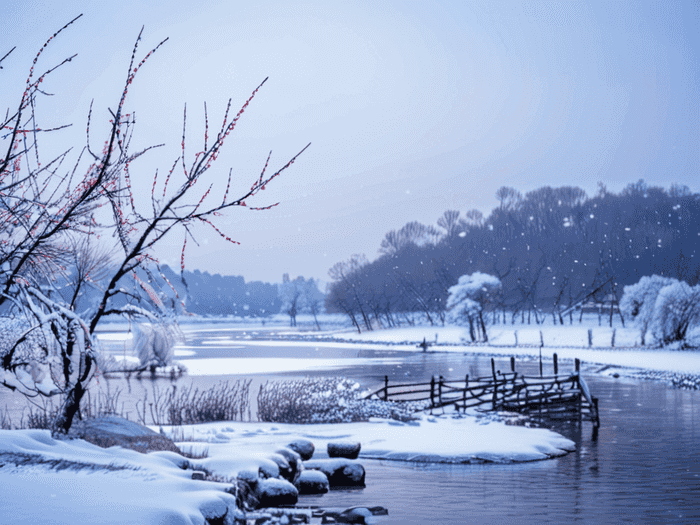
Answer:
[
  {"left": 0, "top": 412, "right": 575, "bottom": 524},
  {"left": 286, "top": 325, "right": 700, "bottom": 376},
  {"left": 0, "top": 429, "right": 239, "bottom": 524},
  {"left": 160, "top": 414, "right": 575, "bottom": 466}
]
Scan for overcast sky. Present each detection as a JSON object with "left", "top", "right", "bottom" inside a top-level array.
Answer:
[{"left": 3, "top": 1, "right": 699, "bottom": 285}]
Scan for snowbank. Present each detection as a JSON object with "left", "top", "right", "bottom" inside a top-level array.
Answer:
[
  {"left": 0, "top": 429, "right": 239, "bottom": 524},
  {"left": 159, "top": 414, "right": 575, "bottom": 467},
  {"left": 0, "top": 411, "right": 575, "bottom": 523},
  {"left": 301, "top": 325, "right": 700, "bottom": 375}
]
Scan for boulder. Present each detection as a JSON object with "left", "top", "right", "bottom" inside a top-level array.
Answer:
[
  {"left": 256, "top": 477, "right": 298, "bottom": 508},
  {"left": 327, "top": 441, "right": 361, "bottom": 460},
  {"left": 275, "top": 447, "right": 303, "bottom": 484},
  {"left": 304, "top": 459, "right": 365, "bottom": 488},
  {"left": 287, "top": 439, "right": 315, "bottom": 461},
  {"left": 295, "top": 469, "right": 329, "bottom": 495},
  {"left": 320, "top": 507, "right": 389, "bottom": 524},
  {"left": 268, "top": 453, "right": 293, "bottom": 482},
  {"left": 67, "top": 415, "right": 180, "bottom": 454},
  {"left": 230, "top": 471, "right": 260, "bottom": 511}
]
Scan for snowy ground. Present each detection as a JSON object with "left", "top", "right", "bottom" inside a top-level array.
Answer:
[
  {"left": 0, "top": 428, "right": 240, "bottom": 524},
  {"left": 0, "top": 412, "right": 574, "bottom": 524},
  {"left": 159, "top": 413, "right": 575, "bottom": 466},
  {"left": 287, "top": 323, "right": 700, "bottom": 377}
]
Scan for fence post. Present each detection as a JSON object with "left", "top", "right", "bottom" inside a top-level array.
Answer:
[
  {"left": 439, "top": 375, "right": 444, "bottom": 406},
  {"left": 510, "top": 356, "right": 515, "bottom": 373},
  {"left": 539, "top": 330, "right": 544, "bottom": 347},
  {"left": 491, "top": 358, "right": 498, "bottom": 410},
  {"left": 463, "top": 374, "right": 469, "bottom": 412},
  {"left": 539, "top": 347, "right": 543, "bottom": 377},
  {"left": 611, "top": 329, "right": 616, "bottom": 348},
  {"left": 575, "top": 359, "right": 582, "bottom": 424},
  {"left": 384, "top": 375, "right": 389, "bottom": 401},
  {"left": 430, "top": 376, "right": 436, "bottom": 407},
  {"left": 588, "top": 329, "right": 593, "bottom": 347},
  {"left": 553, "top": 353, "right": 558, "bottom": 376}
]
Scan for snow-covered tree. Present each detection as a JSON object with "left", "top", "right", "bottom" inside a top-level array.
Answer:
[
  {"left": 620, "top": 275, "right": 677, "bottom": 345},
  {"left": 279, "top": 275, "right": 324, "bottom": 328},
  {"left": 446, "top": 272, "right": 501, "bottom": 342},
  {"left": 621, "top": 275, "right": 700, "bottom": 347},
  {"left": 0, "top": 19, "right": 307, "bottom": 435},
  {"left": 279, "top": 274, "right": 303, "bottom": 327},
  {"left": 649, "top": 281, "right": 700, "bottom": 347},
  {"left": 301, "top": 278, "right": 324, "bottom": 330},
  {"left": 134, "top": 323, "right": 181, "bottom": 373}
]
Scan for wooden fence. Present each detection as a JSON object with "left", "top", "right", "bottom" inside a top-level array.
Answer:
[{"left": 366, "top": 355, "right": 600, "bottom": 427}]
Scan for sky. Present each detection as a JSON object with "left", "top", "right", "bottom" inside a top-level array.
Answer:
[{"left": 2, "top": 1, "right": 699, "bottom": 285}]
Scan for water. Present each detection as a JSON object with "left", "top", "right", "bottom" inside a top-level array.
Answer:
[
  {"left": 3, "top": 327, "right": 700, "bottom": 523},
  {"left": 305, "top": 376, "right": 700, "bottom": 524}
]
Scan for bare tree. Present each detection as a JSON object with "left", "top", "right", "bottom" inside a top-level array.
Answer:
[{"left": 0, "top": 18, "right": 308, "bottom": 435}]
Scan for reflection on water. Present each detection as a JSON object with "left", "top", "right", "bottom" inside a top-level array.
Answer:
[{"left": 2, "top": 329, "right": 700, "bottom": 523}]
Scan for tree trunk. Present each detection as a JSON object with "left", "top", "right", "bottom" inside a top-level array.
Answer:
[{"left": 52, "top": 381, "right": 87, "bottom": 436}]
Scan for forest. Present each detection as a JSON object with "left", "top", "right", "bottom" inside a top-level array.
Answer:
[{"left": 325, "top": 180, "right": 700, "bottom": 331}]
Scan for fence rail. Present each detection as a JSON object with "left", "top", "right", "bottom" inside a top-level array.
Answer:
[{"left": 366, "top": 355, "right": 600, "bottom": 427}]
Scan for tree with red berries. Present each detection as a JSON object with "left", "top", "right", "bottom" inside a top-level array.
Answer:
[{"left": 0, "top": 15, "right": 308, "bottom": 435}]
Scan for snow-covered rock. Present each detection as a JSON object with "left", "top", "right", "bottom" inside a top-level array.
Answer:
[
  {"left": 275, "top": 447, "right": 303, "bottom": 483},
  {"left": 327, "top": 440, "right": 361, "bottom": 459},
  {"left": 295, "top": 469, "right": 329, "bottom": 494},
  {"left": 256, "top": 477, "right": 298, "bottom": 507},
  {"left": 304, "top": 458, "right": 366, "bottom": 488},
  {"left": 67, "top": 415, "right": 180, "bottom": 454},
  {"left": 287, "top": 439, "right": 315, "bottom": 460}
]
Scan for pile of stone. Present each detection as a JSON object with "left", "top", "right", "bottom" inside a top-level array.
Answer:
[{"left": 233, "top": 439, "right": 366, "bottom": 512}]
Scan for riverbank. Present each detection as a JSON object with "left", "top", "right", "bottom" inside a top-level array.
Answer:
[{"left": 241, "top": 323, "right": 700, "bottom": 389}]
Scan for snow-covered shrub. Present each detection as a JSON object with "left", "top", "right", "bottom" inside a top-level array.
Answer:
[
  {"left": 446, "top": 272, "right": 501, "bottom": 342},
  {"left": 620, "top": 275, "right": 676, "bottom": 345},
  {"left": 257, "top": 377, "right": 422, "bottom": 424},
  {"left": 166, "top": 380, "right": 252, "bottom": 425},
  {"left": 134, "top": 323, "right": 181, "bottom": 370},
  {"left": 649, "top": 281, "right": 700, "bottom": 347}
]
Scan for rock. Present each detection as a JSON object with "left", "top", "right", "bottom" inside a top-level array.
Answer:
[
  {"left": 296, "top": 469, "right": 329, "bottom": 494},
  {"left": 320, "top": 506, "right": 388, "bottom": 524},
  {"left": 276, "top": 447, "right": 303, "bottom": 484},
  {"left": 256, "top": 477, "right": 299, "bottom": 508},
  {"left": 287, "top": 439, "right": 315, "bottom": 460},
  {"left": 67, "top": 415, "right": 180, "bottom": 454},
  {"left": 269, "top": 453, "right": 294, "bottom": 482},
  {"left": 327, "top": 441, "right": 361, "bottom": 460},
  {"left": 229, "top": 473, "right": 259, "bottom": 511},
  {"left": 191, "top": 470, "right": 206, "bottom": 480},
  {"left": 304, "top": 459, "right": 365, "bottom": 488}
]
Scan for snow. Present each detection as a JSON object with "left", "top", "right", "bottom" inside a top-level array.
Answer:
[
  {"left": 158, "top": 413, "right": 574, "bottom": 467},
  {"left": 179, "top": 356, "right": 405, "bottom": 376},
  {"left": 327, "top": 325, "right": 700, "bottom": 374},
  {"left": 0, "top": 429, "right": 240, "bottom": 524},
  {"left": 0, "top": 412, "right": 574, "bottom": 523}
]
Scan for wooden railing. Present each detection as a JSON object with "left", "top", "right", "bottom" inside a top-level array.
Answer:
[{"left": 365, "top": 355, "right": 600, "bottom": 427}]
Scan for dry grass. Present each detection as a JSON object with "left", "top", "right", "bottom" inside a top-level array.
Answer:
[{"left": 257, "top": 376, "right": 421, "bottom": 424}]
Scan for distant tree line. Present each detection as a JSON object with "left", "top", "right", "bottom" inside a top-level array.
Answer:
[
  {"left": 326, "top": 180, "right": 700, "bottom": 331},
  {"left": 55, "top": 264, "right": 287, "bottom": 318}
]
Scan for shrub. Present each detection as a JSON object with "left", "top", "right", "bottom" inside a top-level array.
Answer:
[{"left": 256, "top": 376, "right": 422, "bottom": 424}]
